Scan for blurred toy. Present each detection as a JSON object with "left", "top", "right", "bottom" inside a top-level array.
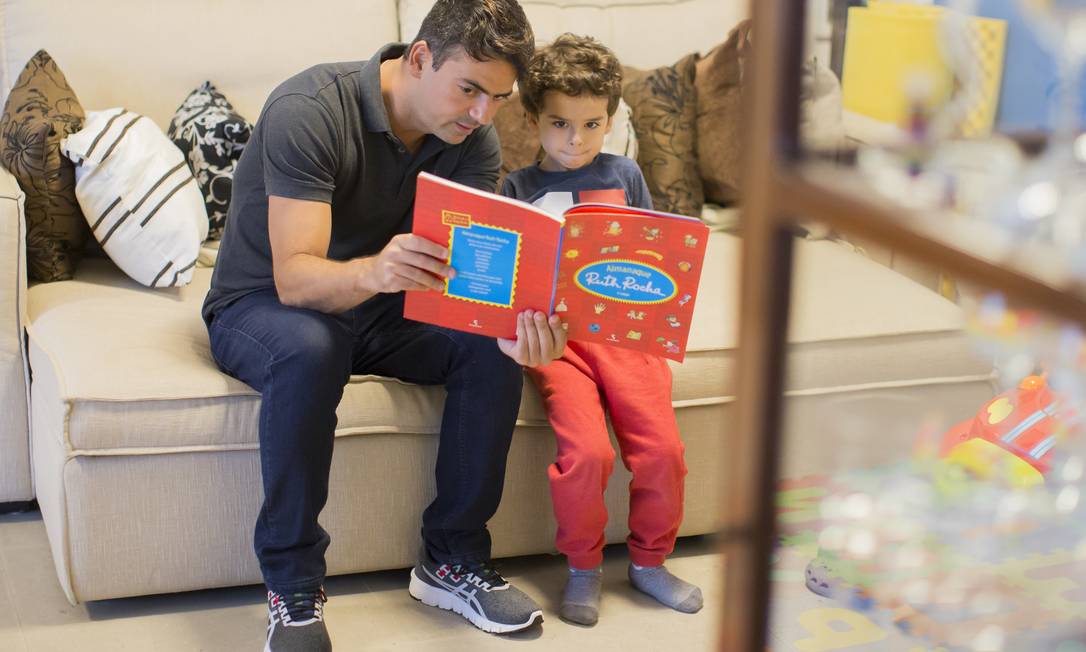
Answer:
[{"left": 936, "top": 374, "right": 1073, "bottom": 489}]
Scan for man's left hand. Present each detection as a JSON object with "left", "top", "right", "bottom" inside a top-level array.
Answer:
[{"left": 497, "top": 310, "right": 567, "bottom": 367}]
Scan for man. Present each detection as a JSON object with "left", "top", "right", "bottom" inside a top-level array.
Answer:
[{"left": 202, "top": 1, "right": 565, "bottom": 649}]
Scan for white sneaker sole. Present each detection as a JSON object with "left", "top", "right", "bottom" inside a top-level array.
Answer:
[{"left": 408, "top": 568, "right": 543, "bottom": 634}]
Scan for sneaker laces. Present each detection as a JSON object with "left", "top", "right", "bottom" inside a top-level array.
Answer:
[
  {"left": 268, "top": 587, "right": 327, "bottom": 626},
  {"left": 449, "top": 561, "right": 508, "bottom": 591}
]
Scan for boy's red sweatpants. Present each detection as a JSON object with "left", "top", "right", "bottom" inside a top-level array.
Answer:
[{"left": 527, "top": 341, "right": 687, "bottom": 570}]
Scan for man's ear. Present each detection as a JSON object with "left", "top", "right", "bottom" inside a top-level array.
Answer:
[
  {"left": 406, "top": 41, "right": 432, "bottom": 79},
  {"left": 604, "top": 114, "right": 615, "bottom": 135}
]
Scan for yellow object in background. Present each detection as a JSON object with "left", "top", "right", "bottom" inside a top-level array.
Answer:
[
  {"left": 943, "top": 438, "right": 1045, "bottom": 488},
  {"left": 842, "top": 2, "right": 1007, "bottom": 137}
]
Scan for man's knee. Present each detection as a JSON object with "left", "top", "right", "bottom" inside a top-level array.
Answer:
[
  {"left": 456, "top": 333, "right": 524, "bottom": 392},
  {"left": 281, "top": 323, "right": 351, "bottom": 380}
]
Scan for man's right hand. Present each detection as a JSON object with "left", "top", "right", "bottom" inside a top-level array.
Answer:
[
  {"left": 268, "top": 197, "right": 455, "bottom": 313},
  {"left": 360, "top": 233, "right": 457, "bottom": 294}
]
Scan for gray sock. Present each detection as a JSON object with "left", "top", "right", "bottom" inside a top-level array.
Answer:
[
  {"left": 560, "top": 566, "right": 602, "bottom": 626},
  {"left": 628, "top": 564, "right": 703, "bottom": 613}
]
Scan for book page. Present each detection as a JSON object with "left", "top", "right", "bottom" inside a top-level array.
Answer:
[{"left": 445, "top": 221, "right": 521, "bottom": 308}]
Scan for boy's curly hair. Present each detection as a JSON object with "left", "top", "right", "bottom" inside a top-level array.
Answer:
[{"left": 520, "top": 33, "right": 623, "bottom": 117}]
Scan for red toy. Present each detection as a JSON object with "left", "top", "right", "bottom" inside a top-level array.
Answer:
[{"left": 939, "top": 375, "right": 1074, "bottom": 488}]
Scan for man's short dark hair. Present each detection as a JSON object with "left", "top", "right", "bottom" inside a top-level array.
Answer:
[
  {"left": 519, "top": 33, "right": 623, "bottom": 118},
  {"left": 412, "top": 0, "right": 535, "bottom": 81}
]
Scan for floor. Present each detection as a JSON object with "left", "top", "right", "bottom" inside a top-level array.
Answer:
[{"left": 0, "top": 509, "right": 723, "bottom": 651}]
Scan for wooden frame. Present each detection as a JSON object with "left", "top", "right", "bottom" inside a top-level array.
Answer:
[{"left": 721, "top": 1, "right": 1086, "bottom": 650}]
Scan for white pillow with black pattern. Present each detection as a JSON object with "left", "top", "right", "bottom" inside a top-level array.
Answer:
[
  {"left": 62, "top": 108, "right": 208, "bottom": 288},
  {"left": 167, "top": 82, "right": 252, "bottom": 240}
]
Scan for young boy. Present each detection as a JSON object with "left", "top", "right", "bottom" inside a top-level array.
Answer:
[{"left": 499, "top": 33, "right": 703, "bottom": 626}]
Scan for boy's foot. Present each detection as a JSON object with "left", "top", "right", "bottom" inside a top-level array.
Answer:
[
  {"left": 409, "top": 557, "right": 543, "bottom": 634},
  {"left": 628, "top": 564, "right": 703, "bottom": 613},
  {"left": 265, "top": 587, "right": 331, "bottom": 652},
  {"left": 560, "top": 566, "right": 602, "bottom": 626}
]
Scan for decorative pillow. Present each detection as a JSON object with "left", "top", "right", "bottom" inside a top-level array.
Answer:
[
  {"left": 62, "top": 108, "right": 209, "bottom": 288},
  {"left": 696, "top": 19, "right": 751, "bottom": 206},
  {"left": 622, "top": 53, "right": 703, "bottom": 217},
  {"left": 493, "top": 92, "right": 542, "bottom": 185},
  {"left": 167, "top": 82, "right": 252, "bottom": 240},
  {"left": 0, "top": 50, "right": 90, "bottom": 281},
  {"left": 605, "top": 98, "right": 638, "bottom": 161},
  {"left": 799, "top": 57, "right": 847, "bottom": 153}
]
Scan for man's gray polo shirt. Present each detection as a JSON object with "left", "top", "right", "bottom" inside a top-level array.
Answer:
[{"left": 203, "top": 43, "right": 502, "bottom": 322}]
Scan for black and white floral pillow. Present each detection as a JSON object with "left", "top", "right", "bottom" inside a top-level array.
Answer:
[{"left": 167, "top": 82, "right": 251, "bottom": 240}]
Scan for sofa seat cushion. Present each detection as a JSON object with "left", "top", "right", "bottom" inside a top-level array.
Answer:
[{"left": 25, "top": 232, "right": 992, "bottom": 453}]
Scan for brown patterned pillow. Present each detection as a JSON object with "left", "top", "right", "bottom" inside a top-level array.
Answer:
[
  {"left": 0, "top": 50, "right": 89, "bottom": 281},
  {"left": 492, "top": 92, "right": 542, "bottom": 187},
  {"left": 622, "top": 53, "right": 703, "bottom": 217},
  {"left": 696, "top": 19, "right": 752, "bottom": 206}
]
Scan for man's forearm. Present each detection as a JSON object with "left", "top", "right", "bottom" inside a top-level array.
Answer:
[{"left": 275, "top": 253, "right": 379, "bottom": 314}]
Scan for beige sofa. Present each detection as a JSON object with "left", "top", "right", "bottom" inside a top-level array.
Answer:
[{"left": 0, "top": 0, "right": 997, "bottom": 604}]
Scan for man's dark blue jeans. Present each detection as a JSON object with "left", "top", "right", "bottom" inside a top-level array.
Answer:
[{"left": 205, "top": 289, "right": 524, "bottom": 596}]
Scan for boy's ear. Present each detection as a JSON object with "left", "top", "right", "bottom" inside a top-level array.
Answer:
[
  {"left": 406, "top": 41, "right": 431, "bottom": 79},
  {"left": 604, "top": 114, "right": 614, "bottom": 135}
]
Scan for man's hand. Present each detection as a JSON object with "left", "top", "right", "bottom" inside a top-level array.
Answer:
[
  {"left": 361, "top": 234, "right": 456, "bottom": 294},
  {"left": 498, "top": 310, "right": 568, "bottom": 367}
]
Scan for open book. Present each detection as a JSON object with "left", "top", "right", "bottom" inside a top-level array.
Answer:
[{"left": 403, "top": 172, "right": 709, "bottom": 361}]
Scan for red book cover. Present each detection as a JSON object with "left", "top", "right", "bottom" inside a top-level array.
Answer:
[
  {"left": 404, "top": 173, "right": 564, "bottom": 340},
  {"left": 404, "top": 172, "right": 709, "bottom": 361}
]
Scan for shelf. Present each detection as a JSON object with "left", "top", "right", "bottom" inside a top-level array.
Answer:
[
  {"left": 768, "top": 160, "right": 1086, "bottom": 325},
  {"left": 714, "top": 0, "right": 1086, "bottom": 650}
]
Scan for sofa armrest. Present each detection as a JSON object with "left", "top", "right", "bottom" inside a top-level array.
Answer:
[{"left": 0, "top": 164, "right": 32, "bottom": 503}]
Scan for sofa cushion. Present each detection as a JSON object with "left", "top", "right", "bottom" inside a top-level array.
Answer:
[
  {"left": 493, "top": 93, "right": 542, "bottom": 185},
  {"left": 694, "top": 21, "right": 845, "bottom": 206},
  {"left": 623, "top": 54, "right": 703, "bottom": 217},
  {"left": 25, "top": 232, "right": 993, "bottom": 453},
  {"left": 607, "top": 96, "right": 638, "bottom": 161},
  {"left": 62, "top": 108, "right": 208, "bottom": 287},
  {"left": 1, "top": 1, "right": 401, "bottom": 128},
  {"left": 398, "top": 0, "right": 747, "bottom": 70},
  {"left": 0, "top": 49, "right": 90, "bottom": 282},
  {"left": 167, "top": 82, "right": 252, "bottom": 241},
  {"left": 695, "top": 20, "right": 749, "bottom": 206}
]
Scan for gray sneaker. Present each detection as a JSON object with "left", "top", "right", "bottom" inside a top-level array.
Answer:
[
  {"left": 409, "top": 558, "right": 543, "bottom": 634},
  {"left": 265, "top": 587, "right": 331, "bottom": 652}
]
